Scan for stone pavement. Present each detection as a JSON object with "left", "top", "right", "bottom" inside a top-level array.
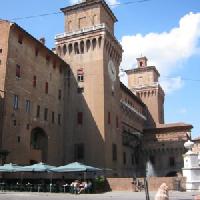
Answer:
[{"left": 0, "top": 191, "right": 199, "bottom": 200}]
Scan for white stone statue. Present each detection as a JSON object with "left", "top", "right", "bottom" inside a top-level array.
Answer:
[
  {"left": 182, "top": 140, "right": 200, "bottom": 191},
  {"left": 184, "top": 140, "right": 194, "bottom": 153}
]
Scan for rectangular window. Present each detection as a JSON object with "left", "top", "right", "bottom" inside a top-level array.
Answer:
[
  {"left": 45, "top": 82, "right": 48, "bottom": 94},
  {"left": 25, "top": 100, "right": 30, "bottom": 113},
  {"left": 74, "top": 143, "right": 84, "bottom": 160},
  {"left": 46, "top": 55, "right": 50, "bottom": 64},
  {"left": 16, "top": 64, "right": 21, "bottom": 78},
  {"left": 169, "top": 157, "right": 175, "bottom": 167},
  {"left": 150, "top": 155, "right": 155, "bottom": 165},
  {"left": 44, "top": 108, "right": 48, "bottom": 121},
  {"left": 33, "top": 76, "right": 36, "bottom": 88},
  {"left": 52, "top": 112, "right": 55, "bottom": 124},
  {"left": 18, "top": 35, "right": 23, "bottom": 44},
  {"left": 59, "top": 65, "right": 63, "bottom": 74},
  {"left": 58, "top": 89, "right": 62, "bottom": 100},
  {"left": 58, "top": 114, "right": 61, "bottom": 125},
  {"left": 79, "top": 17, "right": 86, "bottom": 29},
  {"left": 26, "top": 124, "right": 30, "bottom": 130},
  {"left": 17, "top": 136, "right": 21, "bottom": 143},
  {"left": 77, "top": 68, "right": 84, "bottom": 82},
  {"left": 13, "top": 120, "right": 17, "bottom": 126},
  {"left": 36, "top": 105, "right": 40, "bottom": 118},
  {"left": 131, "top": 154, "right": 135, "bottom": 165},
  {"left": 35, "top": 48, "right": 39, "bottom": 57},
  {"left": 123, "top": 152, "right": 126, "bottom": 165},
  {"left": 77, "top": 112, "right": 83, "bottom": 125},
  {"left": 13, "top": 95, "right": 19, "bottom": 110},
  {"left": 77, "top": 74, "right": 84, "bottom": 82},
  {"left": 53, "top": 61, "right": 56, "bottom": 69},
  {"left": 108, "top": 112, "right": 111, "bottom": 124},
  {"left": 112, "top": 144, "right": 117, "bottom": 161},
  {"left": 116, "top": 116, "right": 119, "bottom": 128},
  {"left": 0, "top": 49, "right": 2, "bottom": 53},
  {"left": 135, "top": 155, "right": 139, "bottom": 165}
]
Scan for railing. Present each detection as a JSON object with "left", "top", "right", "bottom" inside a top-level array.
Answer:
[
  {"left": 55, "top": 23, "right": 108, "bottom": 39},
  {"left": 120, "top": 100, "right": 147, "bottom": 120},
  {"left": 133, "top": 82, "right": 159, "bottom": 90}
]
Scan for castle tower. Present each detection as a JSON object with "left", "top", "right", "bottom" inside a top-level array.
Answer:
[
  {"left": 126, "top": 57, "right": 165, "bottom": 127},
  {"left": 55, "top": 0, "right": 123, "bottom": 174}
]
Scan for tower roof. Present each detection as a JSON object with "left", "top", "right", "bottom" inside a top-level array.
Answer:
[
  {"left": 136, "top": 56, "right": 148, "bottom": 62},
  {"left": 61, "top": 0, "right": 118, "bottom": 22}
]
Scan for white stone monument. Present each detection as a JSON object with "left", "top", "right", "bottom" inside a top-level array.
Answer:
[{"left": 182, "top": 140, "right": 200, "bottom": 191}]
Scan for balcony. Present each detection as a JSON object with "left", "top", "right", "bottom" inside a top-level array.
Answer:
[{"left": 120, "top": 100, "right": 146, "bottom": 120}]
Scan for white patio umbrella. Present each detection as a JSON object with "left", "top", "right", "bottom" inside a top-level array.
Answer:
[
  {"left": 0, "top": 163, "right": 22, "bottom": 172},
  {"left": 14, "top": 162, "right": 56, "bottom": 192},
  {"left": 15, "top": 162, "right": 55, "bottom": 172},
  {"left": 51, "top": 162, "right": 102, "bottom": 173}
]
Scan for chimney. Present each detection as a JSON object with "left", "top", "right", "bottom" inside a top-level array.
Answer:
[{"left": 39, "top": 37, "right": 45, "bottom": 45}]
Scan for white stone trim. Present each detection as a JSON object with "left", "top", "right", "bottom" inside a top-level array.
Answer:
[{"left": 55, "top": 23, "right": 109, "bottom": 39}]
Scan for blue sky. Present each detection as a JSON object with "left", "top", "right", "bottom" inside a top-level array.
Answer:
[{"left": 1, "top": 0, "right": 200, "bottom": 138}]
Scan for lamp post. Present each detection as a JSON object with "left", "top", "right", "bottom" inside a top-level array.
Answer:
[
  {"left": 144, "top": 176, "right": 150, "bottom": 200},
  {"left": 144, "top": 159, "right": 150, "bottom": 200}
]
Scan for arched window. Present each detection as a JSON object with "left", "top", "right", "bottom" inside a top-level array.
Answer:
[
  {"left": 63, "top": 44, "right": 67, "bottom": 55},
  {"left": 86, "top": 40, "right": 91, "bottom": 52},
  {"left": 80, "top": 41, "right": 84, "bottom": 54},
  {"left": 98, "top": 37, "right": 102, "bottom": 48},
  {"left": 68, "top": 43, "right": 73, "bottom": 54},
  {"left": 30, "top": 127, "right": 48, "bottom": 162},
  {"left": 74, "top": 42, "right": 79, "bottom": 54},
  {"left": 57, "top": 46, "right": 61, "bottom": 56},
  {"left": 92, "top": 38, "right": 97, "bottom": 50}
]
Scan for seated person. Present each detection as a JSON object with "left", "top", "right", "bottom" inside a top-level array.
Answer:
[
  {"left": 70, "top": 180, "right": 80, "bottom": 194},
  {"left": 78, "top": 180, "right": 92, "bottom": 194}
]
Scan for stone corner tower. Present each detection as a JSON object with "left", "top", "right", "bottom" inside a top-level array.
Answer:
[
  {"left": 55, "top": 0, "right": 123, "bottom": 175},
  {"left": 126, "top": 56, "right": 165, "bottom": 127}
]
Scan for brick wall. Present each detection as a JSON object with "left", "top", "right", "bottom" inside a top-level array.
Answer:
[
  {"left": 107, "top": 178, "right": 135, "bottom": 191},
  {"left": 107, "top": 177, "right": 186, "bottom": 192}
]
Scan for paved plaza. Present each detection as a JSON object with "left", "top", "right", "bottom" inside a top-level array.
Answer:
[{"left": 0, "top": 191, "right": 199, "bottom": 200}]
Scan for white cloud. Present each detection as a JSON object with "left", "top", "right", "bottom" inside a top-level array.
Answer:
[
  {"left": 69, "top": 0, "right": 80, "bottom": 5},
  {"left": 70, "top": 0, "right": 120, "bottom": 6},
  {"left": 160, "top": 76, "right": 184, "bottom": 94},
  {"left": 120, "top": 12, "right": 200, "bottom": 93},
  {"left": 178, "top": 108, "right": 187, "bottom": 114},
  {"left": 106, "top": 0, "right": 120, "bottom": 6}
]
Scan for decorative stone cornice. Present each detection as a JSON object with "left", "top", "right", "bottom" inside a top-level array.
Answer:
[
  {"left": 60, "top": 0, "right": 117, "bottom": 23},
  {"left": 55, "top": 23, "right": 107, "bottom": 40}
]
